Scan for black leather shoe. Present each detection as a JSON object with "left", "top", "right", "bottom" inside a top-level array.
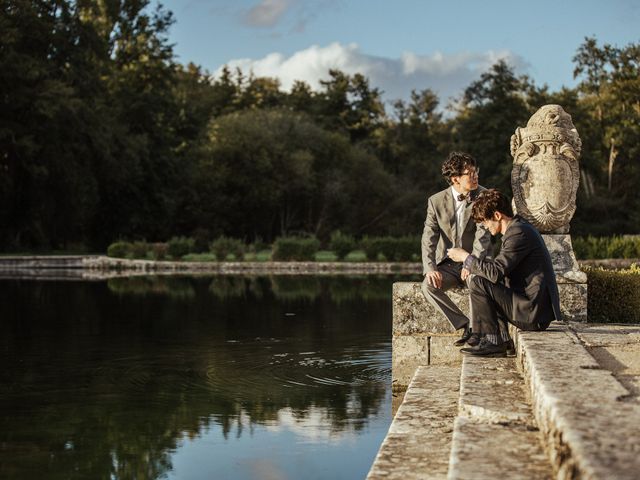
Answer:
[
  {"left": 505, "top": 339, "right": 515, "bottom": 356},
  {"left": 460, "top": 338, "right": 510, "bottom": 357},
  {"left": 453, "top": 326, "right": 472, "bottom": 346},
  {"left": 466, "top": 332, "right": 481, "bottom": 347}
]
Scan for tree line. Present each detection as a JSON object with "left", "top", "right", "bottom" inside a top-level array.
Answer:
[{"left": 1, "top": 0, "right": 639, "bottom": 251}]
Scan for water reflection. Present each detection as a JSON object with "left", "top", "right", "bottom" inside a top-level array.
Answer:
[
  {"left": 0, "top": 275, "right": 409, "bottom": 479},
  {"left": 106, "top": 275, "right": 394, "bottom": 304}
]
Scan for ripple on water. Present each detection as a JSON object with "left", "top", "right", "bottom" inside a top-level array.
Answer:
[{"left": 84, "top": 339, "right": 391, "bottom": 402}]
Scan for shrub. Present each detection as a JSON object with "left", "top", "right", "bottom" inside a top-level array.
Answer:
[
  {"left": 167, "top": 236, "right": 195, "bottom": 259},
  {"left": 315, "top": 250, "right": 338, "bottom": 262},
  {"left": 272, "top": 236, "right": 320, "bottom": 261},
  {"left": 248, "top": 237, "right": 270, "bottom": 253},
  {"left": 210, "top": 236, "right": 245, "bottom": 261},
  {"left": 107, "top": 241, "right": 132, "bottom": 258},
  {"left": 182, "top": 253, "right": 217, "bottom": 262},
  {"left": 344, "top": 250, "right": 367, "bottom": 262},
  {"left": 151, "top": 243, "right": 169, "bottom": 261},
  {"left": 191, "top": 228, "right": 211, "bottom": 253},
  {"left": 573, "top": 235, "right": 640, "bottom": 260},
  {"left": 130, "top": 241, "right": 150, "bottom": 259},
  {"left": 585, "top": 264, "right": 640, "bottom": 323},
  {"left": 359, "top": 236, "right": 420, "bottom": 261},
  {"left": 329, "top": 231, "right": 356, "bottom": 260},
  {"left": 255, "top": 250, "right": 272, "bottom": 262}
]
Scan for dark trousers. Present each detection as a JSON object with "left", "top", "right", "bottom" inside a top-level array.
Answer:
[{"left": 469, "top": 276, "right": 551, "bottom": 337}]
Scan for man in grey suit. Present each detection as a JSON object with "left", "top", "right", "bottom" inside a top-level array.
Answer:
[
  {"left": 448, "top": 189, "right": 562, "bottom": 356},
  {"left": 421, "top": 152, "right": 492, "bottom": 346}
]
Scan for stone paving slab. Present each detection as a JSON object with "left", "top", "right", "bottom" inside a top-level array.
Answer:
[
  {"left": 448, "top": 417, "right": 553, "bottom": 480},
  {"left": 458, "top": 356, "right": 534, "bottom": 426},
  {"left": 367, "top": 365, "right": 461, "bottom": 480},
  {"left": 516, "top": 323, "right": 640, "bottom": 479},
  {"left": 448, "top": 356, "right": 553, "bottom": 480}
]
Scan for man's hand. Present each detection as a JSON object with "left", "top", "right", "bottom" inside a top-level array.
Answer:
[
  {"left": 461, "top": 268, "right": 471, "bottom": 282},
  {"left": 447, "top": 247, "right": 470, "bottom": 263},
  {"left": 425, "top": 271, "right": 443, "bottom": 289}
]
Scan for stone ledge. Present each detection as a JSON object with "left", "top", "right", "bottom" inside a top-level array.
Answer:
[
  {"left": 458, "top": 356, "right": 534, "bottom": 426},
  {"left": 448, "top": 356, "right": 553, "bottom": 480},
  {"left": 516, "top": 323, "right": 640, "bottom": 479},
  {"left": 392, "top": 282, "right": 464, "bottom": 389},
  {"left": 367, "top": 365, "right": 460, "bottom": 480}
]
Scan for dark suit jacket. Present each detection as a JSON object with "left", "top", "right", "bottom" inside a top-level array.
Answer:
[
  {"left": 421, "top": 186, "right": 492, "bottom": 274},
  {"left": 467, "top": 216, "right": 562, "bottom": 327}
]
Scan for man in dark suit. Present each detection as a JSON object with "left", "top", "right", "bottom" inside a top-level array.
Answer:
[
  {"left": 447, "top": 189, "right": 562, "bottom": 356},
  {"left": 421, "top": 152, "right": 492, "bottom": 346}
]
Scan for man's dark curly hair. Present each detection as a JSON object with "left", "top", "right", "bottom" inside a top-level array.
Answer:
[
  {"left": 441, "top": 152, "right": 476, "bottom": 185},
  {"left": 472, "top": 189, "right": 514, "bottom": 223}
]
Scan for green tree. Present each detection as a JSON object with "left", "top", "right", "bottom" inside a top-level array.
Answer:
[
  {"left": 448, "top": 60, "right": 533, "bottom": 194},
  {"left": 572, "top": 37, "right": 640, "bottom": 233}
]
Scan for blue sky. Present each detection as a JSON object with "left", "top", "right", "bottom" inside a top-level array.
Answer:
[{"left": 161, "top": 0, "right": 639, "bottom": 105}]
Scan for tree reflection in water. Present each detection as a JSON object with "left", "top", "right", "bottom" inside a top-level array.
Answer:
[{"left": 0, "top": 275, "right": 409, "bottom": 479}]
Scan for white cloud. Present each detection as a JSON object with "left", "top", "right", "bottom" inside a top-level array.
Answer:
[
  {"left": 214, "top": 42, "right": 528, "bottom": 106},
  {"left": 239, "top": 0, "right": 339, "bottom": 31},
  {"left": 242, "top": 0, "right": 293, "bottom": 27}
]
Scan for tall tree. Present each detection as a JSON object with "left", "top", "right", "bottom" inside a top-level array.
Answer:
[{"left": 448, "top": 60, "right": 533, "bottom": 194}]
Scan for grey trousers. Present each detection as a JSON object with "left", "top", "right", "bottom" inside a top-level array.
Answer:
[{"left": 421, "top": 260, "right": 473, "bottom": 331}]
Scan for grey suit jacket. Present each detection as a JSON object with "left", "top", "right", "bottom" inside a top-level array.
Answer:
[
  {"left": 466, "top": 216, "right": 562, "bottom": 326},
  {"left": 421, "top": 186, "right": 492, "bottom": 274}
]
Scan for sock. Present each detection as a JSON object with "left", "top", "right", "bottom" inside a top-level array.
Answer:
[
  {"left": 500, "top": 330, "right": 511, "bottom": 343},
  {"left": 486, "top": 334, "right": 499, "bottom": 345}
]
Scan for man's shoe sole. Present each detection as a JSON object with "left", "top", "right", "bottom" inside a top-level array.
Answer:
[{"left": 461, "top": 348, "right": 508, "bottom": 357}]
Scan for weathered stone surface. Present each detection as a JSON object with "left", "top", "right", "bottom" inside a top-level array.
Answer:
[
  {"left": 557, "top": 282, "right": 588, "bottom": 322},
  {"left": 458, "top": 356, "right": 533, "bottom": 425},
  {"left": 393, "top": 282, "right": 463, "bottom": 335},
  {"left": 392, "top": 335, "right": 430, "bottom": 390},
  {"left": 448, "top": 417, "right": 553, "bottom": 480},
  {"left": 543, "top": 234, "right": 587, "bottom": 283},
  {"left": 392, "top": 282, "right": 465, "bottom": 388},
  {"left": 516, "top": 323, "right": 640, "bottom": 479},
  {"left": 391, "top": 389, "right": 406, "bottom": 418},
  {"left": 367, "top": 365, "right": 460, "bottom": 480},
  {"left": 510, "top": 104, "right": 581, "bottom": 234},
  {"left": 448, "top": 355, "right": 553, "bottom": 479},
  {"left": 429, "top": 335, "right": 463, "bottom": 366},
  {"left": 392, "top": 334, "right": 462, "bottom": 389},
  {"left": 571, "top": 323, "right": 640, "bottom": 403},
  {"left": 570, "top": 323, "right": 640, "bottom": 347}
]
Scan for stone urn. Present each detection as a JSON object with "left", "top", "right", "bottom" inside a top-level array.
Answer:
[{"left": 510, "top": 104, "right": 582, "bottom": 233}]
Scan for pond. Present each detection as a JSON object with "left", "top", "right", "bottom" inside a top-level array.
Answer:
[{"left": 0, "top": 274, "right": 412, "bottom": 479}]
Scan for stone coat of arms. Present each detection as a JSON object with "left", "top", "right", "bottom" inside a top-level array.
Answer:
[{"left": 510, "top": 105, "right": 582, "bottom": 233}]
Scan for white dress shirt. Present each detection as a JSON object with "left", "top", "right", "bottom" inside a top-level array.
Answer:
[{"left": 451, "top": 186, "right": 467, "bottom": 247}]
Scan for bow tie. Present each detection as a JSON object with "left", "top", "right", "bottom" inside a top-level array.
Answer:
[{"left": 457, "top": 193, "right": 471, "bottom": 203}]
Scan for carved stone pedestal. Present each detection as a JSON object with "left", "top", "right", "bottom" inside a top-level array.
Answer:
[{"left": 542, "top": 234, "right": 588, "bottom": 322}]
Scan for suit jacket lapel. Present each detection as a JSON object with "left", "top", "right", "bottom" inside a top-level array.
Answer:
[{"left": 443, "top": 189, "right": 456, "bottom": 240}]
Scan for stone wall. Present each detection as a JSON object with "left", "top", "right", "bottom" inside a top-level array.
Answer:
[{"left": 392, "top": 283, "right": 463, "bottom": 390}]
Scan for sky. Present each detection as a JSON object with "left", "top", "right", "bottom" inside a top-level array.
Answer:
[{"left": 161, "top": 0, "right": 639, "bottom": 106}]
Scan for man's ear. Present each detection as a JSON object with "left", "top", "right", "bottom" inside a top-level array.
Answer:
[{"left": 494, "top": 211, "right": 503, "bottom": 221}]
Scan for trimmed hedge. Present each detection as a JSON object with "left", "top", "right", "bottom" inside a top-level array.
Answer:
[
  {"left": 360, "top": 236, "right": 420, "bottom": 261},
  {"left": 107, "top": 241, "right": 131, "bottom": 258},
  {"left": 272, "top": 236, "right": 320, "bottom": 261},
  {"left": 574, "top": 235, "right": 640, "bottom": 260},
  {"left": 167, "top": 236, "right": 195, "bottom": 259},
  {"left": 329, "top": 231, "right": 356, "bottom": 260},
  {"left": 585, "top": 264, "right": 640, "bottom": 323},
  {"left": 210, "top": 236, "right": 245, "bottom": 261}
]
